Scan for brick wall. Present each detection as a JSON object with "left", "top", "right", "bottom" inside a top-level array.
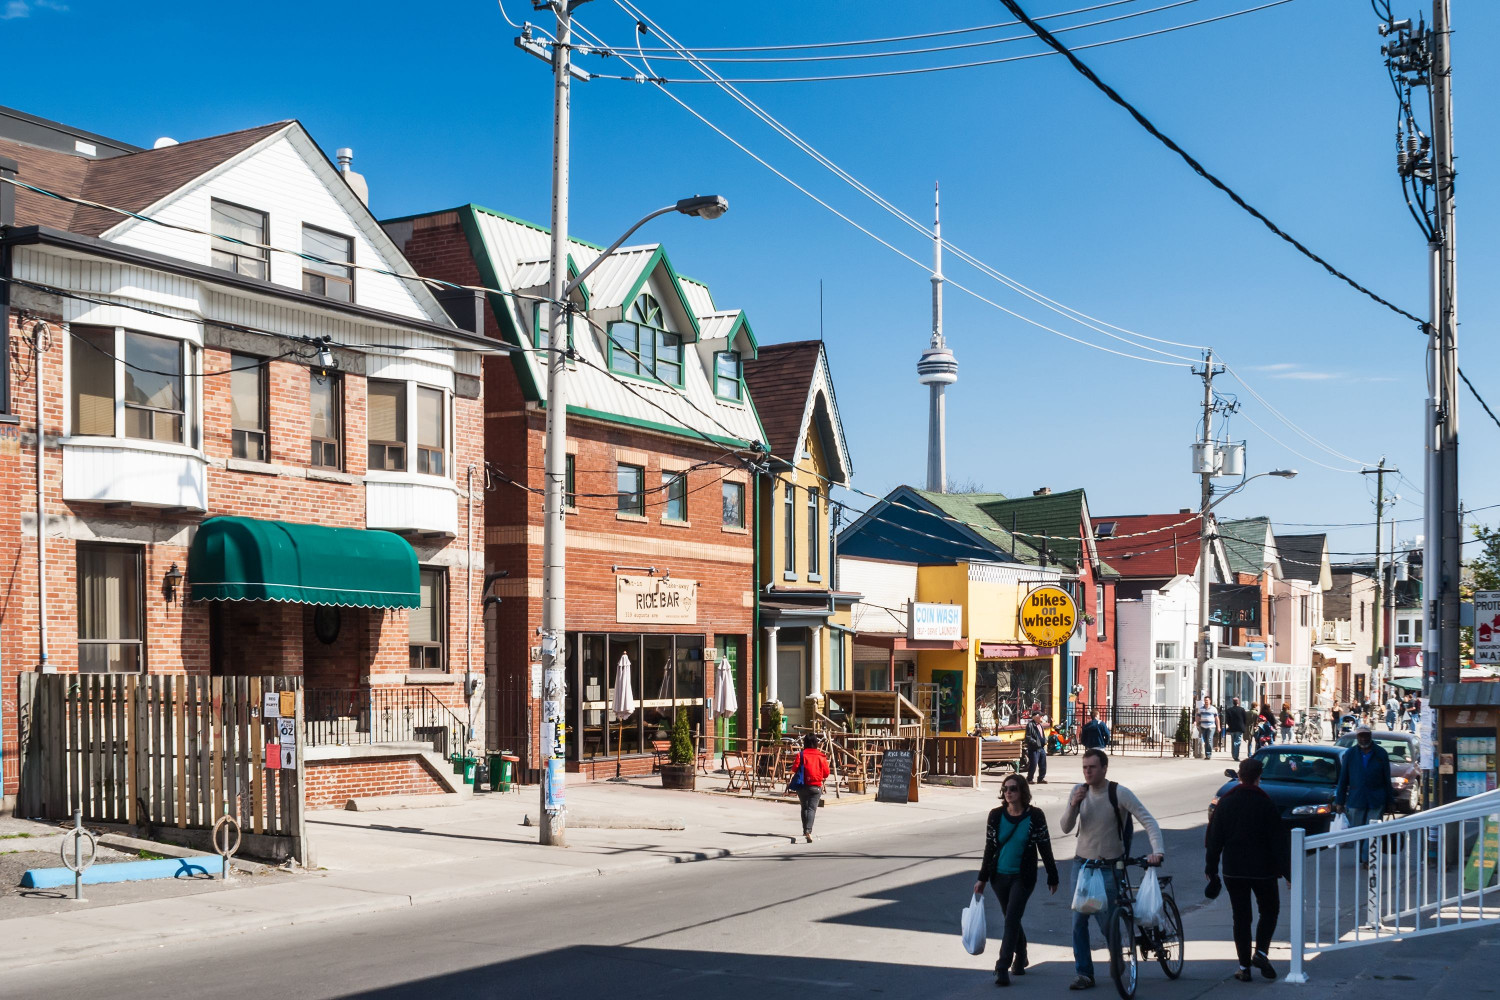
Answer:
[
  {"left": 390, "top": 211, "right": 758, "bottom": 777},
  {"left": 304, "top": 755, "right": 450, "bottom": 810},
  {"left": 2, "top": 281, "right": 486, "bottom": 796}
]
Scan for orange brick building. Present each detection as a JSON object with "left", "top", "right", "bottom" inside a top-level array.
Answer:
[{"left": 386, "top": 205, "right": 762, "bottom": 780}]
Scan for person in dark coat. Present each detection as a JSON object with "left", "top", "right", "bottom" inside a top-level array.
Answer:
[
  {"left": 1080, "top": 710, "right": 1110, "bottom": 750},
  {"left": 1332, "top": 724, "right": 1393, "bottom": 860},
  {"left": 973, "top": 774, "right": 1060, "bottom": 986},
  {"left": 1205, "top": 757, "right": 1290, "bottom": 982},
  {"left": 1024, "top": 714, "right": 1048, "bottom": 784},
  {"left": 1223, "top": 697, "right": 1249, "bottom": 761}
]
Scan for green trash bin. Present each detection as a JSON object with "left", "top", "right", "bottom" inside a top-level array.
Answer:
[
  {"left": 496, "top": 753, "right": 519, "bottom": 792},
  {"left": 450, "top": 754, "right": 466, "bottom": 776},
  {"left": 487, "top": 753, "right": 506, "bottom": 792},
  {"left": 460, "top": 756, "right": 479, "bottom": 785}
]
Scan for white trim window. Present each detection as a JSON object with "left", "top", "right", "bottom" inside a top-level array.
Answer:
[
  {"left": 367, "top": 379, "right": 450, "bottom": 478},
  {"left": 68, "top": 324, "right": 199, "bottom": 447},
  {"left": 807, "top": 486, "right": 821, "bottom": 577}
]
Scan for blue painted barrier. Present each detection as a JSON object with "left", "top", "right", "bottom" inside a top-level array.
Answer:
[{"left": 21, "top": 855, "right": 218, "bottom": 888}]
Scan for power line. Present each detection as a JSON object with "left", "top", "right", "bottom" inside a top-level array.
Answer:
[
  {"left": 1459, "top": 367, "right": 1500, "bottom": 434},
  {"left": 996, "top": 0, "right": 1426, "bottom": 330},
  {"left": 601, "top": 0, "right": 1302, "bottom": 84},
  {"left": 596, "top": 0, "right": 1212, "bottom": 64}
]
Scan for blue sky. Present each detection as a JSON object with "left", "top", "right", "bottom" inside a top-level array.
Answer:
[{"left": 6, "top": 0, "right": 1497, "bottom": 558}]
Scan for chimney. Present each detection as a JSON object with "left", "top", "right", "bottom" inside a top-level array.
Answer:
[
  {"left": 336, "top": 148, "right": 369, "bottom": 206},
  {"left": 1180, "top": 508, "right": 1192, "bottom": 515},
  {"left": 1032, "top": 487, "right": 1051, "bottom": 497},
  {"left": 0, "top": 157, "right": 16, "bottom": 228}
]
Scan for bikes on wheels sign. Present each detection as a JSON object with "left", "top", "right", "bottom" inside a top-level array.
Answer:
[{"left": 1018, "top": 585, "right": 1078, "bottom": 648}]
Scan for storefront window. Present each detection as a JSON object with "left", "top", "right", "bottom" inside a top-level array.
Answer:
[
  {"left": 568, "top": 632, "right": 707, "bottom": 760},
  {"left": 975, "top": 659, "right": 1052, "bottom": 731}
]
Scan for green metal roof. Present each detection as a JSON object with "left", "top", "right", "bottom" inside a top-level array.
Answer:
[
  {"left": 187, "top": 516, "right": 419, "bottom": 609},
  {"left": 1221, "top": 516, "right": 1273, "bottom": 577},
  {"left": 905, "top": 489, "right": 1043, "bottom": 564},
  {"left": 976, "top": 489, "right": 1091, "bottom": 571}
]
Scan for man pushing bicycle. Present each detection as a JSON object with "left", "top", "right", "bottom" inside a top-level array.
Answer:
[{"left": 1061, "top": 749, "right": 1166, "bottom": 991}]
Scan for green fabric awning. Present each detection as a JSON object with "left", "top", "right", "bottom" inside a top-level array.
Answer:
[
  {"left": 188, "top": 516, "right": 420, "bottom": 609},
  {"left": 1391, "top": 676, "right": 1423, "bottom": 691}
]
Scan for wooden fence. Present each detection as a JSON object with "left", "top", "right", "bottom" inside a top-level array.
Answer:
[
  {"left": 923, "top": 735, "right": 980, "bottom": 784},
  {"left": 17, "top": 674, "right": 307, "bottom": 863}
]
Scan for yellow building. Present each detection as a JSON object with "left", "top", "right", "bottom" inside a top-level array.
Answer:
[
  {"left": 838, "top": 488, "right": 1084, "bottom": 735},
  {"left": 742, "top": 341, "right": 856, "bottom": 729}
]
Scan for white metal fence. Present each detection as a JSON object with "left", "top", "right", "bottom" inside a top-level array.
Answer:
[{"left": 1287, "top": 787, "right": 1500, "bottom": 982}]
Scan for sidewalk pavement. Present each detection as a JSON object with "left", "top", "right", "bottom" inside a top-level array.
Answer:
[{"left": 0, "top": 754, "right": 1285, "bottom": 974}]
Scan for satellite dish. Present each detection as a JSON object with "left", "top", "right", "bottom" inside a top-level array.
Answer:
[{"left": 153, "top": 137, "right": 179, "bottom": 149}]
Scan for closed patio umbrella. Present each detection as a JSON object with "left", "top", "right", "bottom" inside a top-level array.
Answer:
[
  {"left": 609, "top": 653, "right": 636, "bottom": 782},
  {"left": 713, "top": 657, "right": 738, "bottom": 767}
]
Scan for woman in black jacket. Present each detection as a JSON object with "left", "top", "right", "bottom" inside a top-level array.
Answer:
[
  {"left": 1205, "top": 757, "right": 1291, "bottom": 982},
  {"left": 972, "top": 774, "right": 1060, "bottom": 986}
]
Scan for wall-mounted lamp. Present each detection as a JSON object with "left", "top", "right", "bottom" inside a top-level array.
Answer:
[{"left": 164, "top": 563, "right": 184, "bottom": 603}]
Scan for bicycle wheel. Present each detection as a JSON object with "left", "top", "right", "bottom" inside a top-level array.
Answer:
[
  {"left": 1155, "top": 895, "right": 1184, "bottom": 979},
  {"left": 1108, "top": 907, "right": 1138, "bottom": 1000}
]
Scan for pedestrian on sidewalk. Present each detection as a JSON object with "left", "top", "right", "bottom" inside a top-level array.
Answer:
[
  {"left": 973, "top": 774, "right": 1061, "bottom": 987},
  {"left": 1024, "top": 713, "right": 1049, "bottom": 784},
  {"left": 1385, "top": 694, "right": 1400, "bottom": 730},
  {"left": 1205, "top": 757, "right": 1289, "bottom": 982},
  {"left": 790, "top": 733, "right": 831, "bottom": 843},
  {"left": 1278, "top": 705, "right": 1295, "bottom": 744},
  {"left": 1080, "top": 710, "right": 1110, "bottom": 750},
  {"left": 1332, "top": 724, "right": 1392, "bottom": 861},
  {"left": 1060, "top": 749, "right": 1166, "bottom": 991},
  {"left": 1224, "top": 697, "right": 1248, "bottom": 761},
  {"left": 1197, "top": 695, "right": 1220, "bottom": 759}
]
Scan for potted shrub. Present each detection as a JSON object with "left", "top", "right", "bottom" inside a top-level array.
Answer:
[
  {"left": 660, "top": 709, "right": 696, "bottom": 790},
  {"left": 1172, "top": 708, "right": 1193, "bottom": 758}
]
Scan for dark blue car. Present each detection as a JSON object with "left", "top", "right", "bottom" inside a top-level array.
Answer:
[{"left": 1209, "top": 744, "right": 1347, "bottom": 835}]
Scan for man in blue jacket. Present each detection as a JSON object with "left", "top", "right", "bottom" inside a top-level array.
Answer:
[
  {"left": 1080, "top": 709, "right": 1110, "bottom": 750},
  {"left": 1332, "top": 724, "right": 1392, "bottom": 863}
]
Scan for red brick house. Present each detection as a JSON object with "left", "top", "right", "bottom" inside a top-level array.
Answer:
[
  {"left": 385, "top": 205, "right": 762, "bottom": 780},
  {"left": 0, "top": 109, "right": 487, "bottom": 809}
]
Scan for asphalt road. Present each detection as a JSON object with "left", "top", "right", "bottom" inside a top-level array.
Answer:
[{"left": 11, "top": 768, "right": 1237, "bottom": 1000}]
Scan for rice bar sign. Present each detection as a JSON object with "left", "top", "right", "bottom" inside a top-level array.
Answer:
[{"left": 616, "top": 575, "right": 698, "bottom": 625}]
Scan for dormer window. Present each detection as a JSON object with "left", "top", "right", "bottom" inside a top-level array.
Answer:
[
  {"left": 210, "top": 200, "right": 268, "bottom": 279},
  {"left": 714, "top": 351, "right": 743, "bottom": 401},
  {"left": 302, "top": 225, "right": 353, "bottom": 302},
  {"left": 533, "top": 302, "right": 575, "bottom": 352},
  {"left": 608, "top": 293, "right": 682, "bottom": 387}
]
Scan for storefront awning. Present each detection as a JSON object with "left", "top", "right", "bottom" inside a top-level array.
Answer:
[{"left": 187, "top": 516, "right": 420, "bottom": 609}]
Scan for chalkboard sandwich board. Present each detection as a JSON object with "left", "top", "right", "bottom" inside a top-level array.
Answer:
[{"left": 876, "top": 749, "right": 915, "bottom": 803}]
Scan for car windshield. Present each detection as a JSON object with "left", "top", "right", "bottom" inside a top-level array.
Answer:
[
  {"left": 1336, "top": 736, "right": 1411, "bottom": 760},
  {"left": 1257, "top": 750, "right": 1341, "bottom": 784}
]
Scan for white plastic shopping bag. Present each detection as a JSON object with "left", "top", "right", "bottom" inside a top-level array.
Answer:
[
  {"left": 1072, "top": 866, "right": 1107, "bottom": 914},
  {"left": 961, "top": 892, "right": 987, "bottom": 955},
  {"left": 1135, "top": 869, "right": 1164, "bottom": 929},
  {"left": 1329, "top": 812, "right": 1350, "bottom": 834}
]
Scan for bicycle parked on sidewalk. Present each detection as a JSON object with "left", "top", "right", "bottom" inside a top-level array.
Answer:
[{"left": 1080, "top": 855, "right": 1184, "bottom": 1000}]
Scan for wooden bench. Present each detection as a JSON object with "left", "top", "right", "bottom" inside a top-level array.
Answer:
[{"left": 980, "top": 740, "right": 1025, "bottom": 773}]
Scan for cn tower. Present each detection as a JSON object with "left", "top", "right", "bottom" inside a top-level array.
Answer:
[{"left": 916, "top": 183, "right": 958, "bottom": 493}]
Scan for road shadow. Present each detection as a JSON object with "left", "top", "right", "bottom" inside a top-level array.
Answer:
[{"left": 329, "top": 943, "right": 1266, "bottom": 999}]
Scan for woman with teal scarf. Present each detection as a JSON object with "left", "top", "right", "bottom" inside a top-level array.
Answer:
[{"left": 973, "top": 774, "right": 1060, "bottom": 987}]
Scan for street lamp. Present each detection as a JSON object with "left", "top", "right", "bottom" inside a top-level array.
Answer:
[
  {"left": 1194, "top": 468, "right": 1298, "bottom": 721},
  {"left": 537, "top": 195, "right": 728, "bottom": 848},
  {"left": 564, "top": 196, "right": 729, "bottom": 297}
]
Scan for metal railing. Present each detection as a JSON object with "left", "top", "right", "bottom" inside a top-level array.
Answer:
[
  {"left": 1287, "top": 787, "right": 1500, "bottom": 982},
  {"left": 303, "top": 686, "right": 469, "bottom": 758},
  {"left": 1096, "top": 705, "right": 1196, "bottom": 757}
]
